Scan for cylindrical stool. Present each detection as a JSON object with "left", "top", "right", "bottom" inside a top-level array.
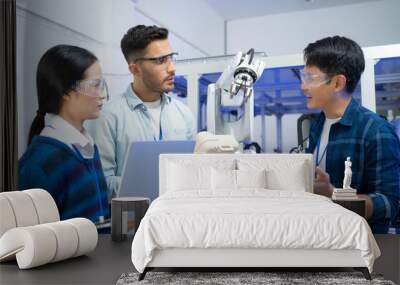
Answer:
[{"left": 111, "top": 197, "right": 150, "bottom": 242}]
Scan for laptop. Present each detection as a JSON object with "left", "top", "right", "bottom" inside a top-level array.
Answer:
[{"left": 118, "top": 141, "right": 195, "bottom": 201}]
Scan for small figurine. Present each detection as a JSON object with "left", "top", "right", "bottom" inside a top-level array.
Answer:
[{"left": 343, "top": 157, "right": 352, "bottom": 189}]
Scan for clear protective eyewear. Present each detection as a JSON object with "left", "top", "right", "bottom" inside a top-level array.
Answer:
[
  {"left": 73, "top": 78, "right": 109, "bottom": 101},
  {"left": 134, "top": 52, "right": 178, "bottom": 65},
  {"left": 299, "top": 69, "right": 331, "bottom": 87}
]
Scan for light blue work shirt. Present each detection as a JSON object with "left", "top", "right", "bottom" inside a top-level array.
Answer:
[{"left": 86, "top": 84, "right": 196, "bottom": 199}]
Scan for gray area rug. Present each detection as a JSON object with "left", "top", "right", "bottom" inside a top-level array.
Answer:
[{"left": 116, "top": 271, "right": 395, "bottom": 285}]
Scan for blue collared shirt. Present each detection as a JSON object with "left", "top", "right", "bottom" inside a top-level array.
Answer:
[
  {"left": 307, "top": 98, "right": 400, "bottom": 233},
  {"left": 86, "top": 84, "right": 196, "bottom": 199}
]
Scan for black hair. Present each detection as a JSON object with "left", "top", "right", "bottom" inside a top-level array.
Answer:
[
  {"left": 28, "top": 45, "right": 98, "bottom": 144},
  {"left": 120, "top": 25, "right": 168, "bottom": 63},
  {"left": 303, "top": 36, "right": 365, "bottom": 93}
]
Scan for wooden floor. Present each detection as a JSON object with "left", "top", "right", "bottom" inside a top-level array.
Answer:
[
  {"left": 373, "top": 234, "right": 400, "bottom": 284},
  {"left": 0, "top": 234, "right": 398, "bottom": 284}
]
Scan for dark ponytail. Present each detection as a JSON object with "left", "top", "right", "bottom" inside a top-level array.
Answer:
[
  {"left": 28, "top": 111, "right": 46, "bottom": 145},
  {"left": 27, "top": 45, "right": 97, "bottom": 144}
]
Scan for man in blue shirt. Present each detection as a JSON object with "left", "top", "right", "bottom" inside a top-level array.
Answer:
[
  {"left": 87, "top": 25, "right": 195, "bottom": 199},
  {"left": 302, "top": 36, "right": 400, "bottom": 233}
]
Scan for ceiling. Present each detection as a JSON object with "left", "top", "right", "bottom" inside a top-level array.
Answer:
[{"left": 204, "top": 0, "right": 382, "bottom": 20}]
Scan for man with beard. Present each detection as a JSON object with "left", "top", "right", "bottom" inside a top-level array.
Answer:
[{"left": 88, "top": 25, "right": 195, "bottom": 199}]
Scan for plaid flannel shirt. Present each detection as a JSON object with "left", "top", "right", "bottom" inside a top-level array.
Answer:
[{"left": 307, "top": 98, "right": 400, "bottom": 233}]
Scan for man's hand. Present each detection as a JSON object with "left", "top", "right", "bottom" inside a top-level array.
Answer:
[
  {"left": 314, "top": 167, "right": 334, "bottom": 198},
  {"left": 356, "top": 194, "right": 374, "bottom": 220}
]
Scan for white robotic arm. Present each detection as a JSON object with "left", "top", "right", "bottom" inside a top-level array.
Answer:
[
  {"left": 217, "top": 49, "right": 264, "bottom": 101},
  {"left": 207, "top": 49, "right": 264, "bottom": 142}
]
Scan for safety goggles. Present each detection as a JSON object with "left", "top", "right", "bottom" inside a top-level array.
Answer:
[
  {"left": 73, "top": 78, "right": 109, "bottom": 101},
  {"left": 299, "top": 69, "right": 332, "bottom": 87},
  {"left": 134, "top": 52, "right": 178, "bottom": 65}
]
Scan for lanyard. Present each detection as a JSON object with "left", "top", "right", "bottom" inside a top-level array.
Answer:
[
  {"left": 154, "top": 126, "right": 163, "bottom": 141},
  {"left": 315, "top": 135, "right": 327, "bottom": 167}
]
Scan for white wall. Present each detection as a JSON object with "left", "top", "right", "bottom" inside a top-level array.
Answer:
[
  {"left": 227, "top": 0, "right": 400, "bottom": 56},
  {"left": 135, "top": 0, "right": 224, "bottom": 57},
  {"left": 227, "top": 0, "right": 400, "bottom": 153}
]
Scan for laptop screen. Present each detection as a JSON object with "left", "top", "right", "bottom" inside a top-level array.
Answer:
[{"left": 118, "top": 141, "right": 195, "bottom": 201}]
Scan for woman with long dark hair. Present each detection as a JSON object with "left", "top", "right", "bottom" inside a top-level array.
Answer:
[{"left": 19, "top": 45, "right": 110, "bottom": 229}]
